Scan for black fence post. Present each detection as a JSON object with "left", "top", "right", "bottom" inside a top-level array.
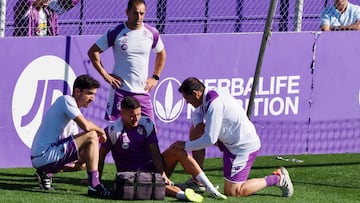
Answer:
[
  {"left": 235, "top": 0, "right": 243, "bottom": 32},
  {"left": 279, "top": 0, "right": 289, "bottom": 31},
  {"left": 156, "top": 0, "right": 167, "bottom": 34}
]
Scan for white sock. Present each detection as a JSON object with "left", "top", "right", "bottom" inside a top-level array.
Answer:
[
  {"left": 176, "top": 191, "right": 186, "bottom": 200},
  {"left": 196, "top": 172, "right": 220, "bottom": 194}
]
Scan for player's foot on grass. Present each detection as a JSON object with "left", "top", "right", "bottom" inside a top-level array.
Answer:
[
  {"left": 176, "top": 177, "right": 206, "bottom": 192},
  {"left": 185, "top": 188, "right": 203, "bottom": 202},
  {"left": 88, "top": 184, "right": 111, "bottom": 197},
  {"left": 273, "top": 166, "right": 294, "bottom": 197},
  {"left": 34, "top": 169, "right": 53, "bottom": 190},
  {"left": 204, "top": 187, "right": 227, "bottom": 200}
]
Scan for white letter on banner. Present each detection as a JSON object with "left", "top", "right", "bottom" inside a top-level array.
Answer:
[
  {"left": 244, "top": 77, "right": 254, "bottom": 96},
  {"left": 231, "top": 78, "right": 244, "bottom": 96},
  {"left": 217, "top": 78, "right": 231, "bottom": 93},
  {"left": 285, "top": 96, "right": 299, "bottom": 115},
  {"left": 269, "top": 97, "right": 284, "bottom": 116},
  {"left": 275, "top": 76, "right": 288, "bottom": 94},
  {"left": 288, "top": 75, "right": 300, "bottom": 94},
  {"left": 257, "top": 77, "right": 269, "bottom": 95},
  {"left": 203, "top": 79, "right": 217, "bottom": 89}
]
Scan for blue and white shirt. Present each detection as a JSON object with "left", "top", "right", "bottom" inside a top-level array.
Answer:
[{"left": 320, "top": 2, "right": 360, "bottom": 27}]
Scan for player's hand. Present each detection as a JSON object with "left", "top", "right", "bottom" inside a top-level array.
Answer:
[
  {"left": 162, "top": 173, "right": 174, "bottom": 186},
  {"left": 104, "top": 73, "right": 122, "bottom": 89},
  {"left": 98, "top": 134, "right": 106, "bottom": 143},
  {"left": 97, "top": 129, "right": 107, "bottom": 143},
  {"left": 144, "top": 77, "right": 158, "bottom": 92}
]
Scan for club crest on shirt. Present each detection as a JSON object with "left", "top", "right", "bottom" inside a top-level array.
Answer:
[
  {"left": 137, "top": 127, "right": 144, "bottom": 135},
  {"left": 121, "top": 44, "right": 128, "bottom": 50}
]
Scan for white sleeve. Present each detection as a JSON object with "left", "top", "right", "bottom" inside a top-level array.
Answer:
[
  {"left": 320, "top": 8, "right": 330, "bottom": 26},
  {"left": 355, "top": 5, "right": 360, "bottom": 21},
  {"left": 185, "top": 100, "right": 223, "bottom": 151},
  {"left": 191, "top": 107, "right": 204, "bottom": 127},
  {"left": 153, "top": 36, "right": 164, "bottom": 53},
  {"left": 96, "top": 33, "right": 110, "bottom": 52}
]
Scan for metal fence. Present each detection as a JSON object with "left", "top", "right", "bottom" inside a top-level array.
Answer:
[{"left": 1, "top": 0, "right": 360, "bottom": 37}]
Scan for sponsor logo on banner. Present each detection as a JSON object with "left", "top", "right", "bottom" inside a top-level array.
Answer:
[
  {"left": 12, "top": 55, "right": 77, "bottom": 148},
  {"left": 153, "top": 77, "right": 184, "bottom": 123},
  {"left": 153, "top": 76, "right": 302, "bottom": 123}
]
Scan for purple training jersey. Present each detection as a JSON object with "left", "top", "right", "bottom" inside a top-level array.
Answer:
[{"left": 102, "top": 116, "right": 158, "bottom": 172}]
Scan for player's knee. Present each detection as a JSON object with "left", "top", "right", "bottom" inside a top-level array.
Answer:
[
  {"left": 236, "top": 185, "right": 252, "bottom": 197},
  {"left": 224, "top": 183, "right": 248, "bottom": 197},
  {"left": 165, "top": 147, "right": 182, "bottom": 160},
  {"left": 86, "top": 131, "right": 98, "bottom": 142},
  {"left": 189, "top": 123, "right": 205, "bottom": 140}
]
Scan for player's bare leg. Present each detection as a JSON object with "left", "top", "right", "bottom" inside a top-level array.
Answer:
[
  {"left": 163, "top": 146, "right": 226, "bottom": 199},
  {"left": 224, "top": 178, "right": 267, "bottom": 197},
  {"left": 189, "top": 123, "right": 205, "bottom": 169},
  {"left": 224, "top": 167, "right": 293, "bottom": 197}
]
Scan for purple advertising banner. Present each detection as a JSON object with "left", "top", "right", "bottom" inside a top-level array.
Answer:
[
  {"left": 309, "top": 32, "right": 360, "bottom": 154},
  {"left": 0, "top": 32, "right": 359, "bottom": 168}
]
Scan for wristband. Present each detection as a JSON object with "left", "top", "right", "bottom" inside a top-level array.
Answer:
[{"left": 152, "top": 74, "right": 160, "bottom": 80}]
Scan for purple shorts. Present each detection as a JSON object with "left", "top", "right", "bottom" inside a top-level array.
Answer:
[
  {"left": 31, "top": 136, "right": 78, "bottom": 174},
  {"left": 105, "top": 88, "right": 154, "bottom": 121},
  {"left": 221, "top": 142, "right": 259, "bottom": 183}
]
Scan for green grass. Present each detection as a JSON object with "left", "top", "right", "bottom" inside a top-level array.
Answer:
[{"left": 0, "top": 154, "right": 359, "bottom": 202}]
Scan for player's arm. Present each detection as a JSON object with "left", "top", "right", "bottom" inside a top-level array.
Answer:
[
  {"left": 148, "top": 143, "right": 172, "bottom": 185},
  {"left": 87, "top": 44, "right": 121, "bottom": 89},
  {"left": 321, "top": 24, "right": 330, "bottom": 31},
  {"left": 331, "top": 20, "right": 360, "bottom": 31},
  {"left": 153, "top": 48, "right": 166, "bottom": 77},
  {"left": 319, "top": 9, "right": 330, "bottom": 31},
  {"left": 148, "top": 143, "right": 165, "bottom": 173},
  {"left": 145, "top": 48, "right": 166, "bottom": 92},
  {"left": 73, "top": 114, "right": 106, "bottom": 143},
  {"left": 184, "top": 102, "right": 223, "bottom": 151}
]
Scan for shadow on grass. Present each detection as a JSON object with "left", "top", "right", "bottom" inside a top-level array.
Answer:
[
  {"left": 0, "top": 171, "right": 114, "bottom": 193},
  {"left": 293, "top": 180, "right": 360, "bottom": 189},
  {"left": 173, "top": 161, "right": 360, "bottom": 175},
  {"left": 0, "top": 172, "right": 36, "bottom": 189}
]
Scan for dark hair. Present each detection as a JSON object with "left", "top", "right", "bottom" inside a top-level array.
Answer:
[
  {"left": 127, "top": 0, "right": 146, "bottom": 11},
  {"left": 121, "top": 96, "right": 141, "bottom": 109},
  {"left": 178, "top": 77, "right": 205, "bottom": 95},
  {"left": 73, "top": 74, "right": 100, "bottom": 92}
]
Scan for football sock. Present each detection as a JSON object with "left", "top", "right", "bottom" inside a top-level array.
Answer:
[
  {"left": 196, "top": 172, "right": 218, "bottom": 193},
  {"left": 87, "top": 170, "right": 100, "bottom": 187},
  {"left": 264, "top": 174, "right": 280, "bottom": 186},
  {"left": 176, "top": 191, "right": 186, "bottom": 200}
]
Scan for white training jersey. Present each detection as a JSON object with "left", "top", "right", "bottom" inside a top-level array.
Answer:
[
  {"left": 30, "top": 95, "right": 81, "bottom": 157},
  {"left": 185, "top": 88, "right": 261, "bottom": 156},
  {"left": 96, "top": 22, "right": 164, "bottom": 93}
]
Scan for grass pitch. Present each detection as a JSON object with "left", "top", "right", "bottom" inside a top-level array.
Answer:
[{"left": 0, "top": 153, "right": 359, "bottom": 202}]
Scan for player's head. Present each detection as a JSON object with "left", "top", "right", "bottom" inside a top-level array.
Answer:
[
  {"left": 334, "top": 0, "right": 348, "bottom": 8},
  {"left": 120, "top": 96, "right": 142, "bottom": 128},
  {"left": 178, "top": 77, "right": 205, "bottom": 108},
  {"left": 127, "top": 0, "right": 146, "bottom": 11},
  {"left": 73, "top": 74, "right": 100, "bottom": 108},
  {"left": 73, "top": 74, "right": 100, "bottom": 92},
  {"left": 126, "top": 0, "right": 146, "bottom": 29}
]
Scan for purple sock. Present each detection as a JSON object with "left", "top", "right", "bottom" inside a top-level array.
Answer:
[
  {"left": 87, "top": 170, "right": 100, "bottom": 187},
  {"left": 264, "top": 174, "right": 280, "bottom": 186}
]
